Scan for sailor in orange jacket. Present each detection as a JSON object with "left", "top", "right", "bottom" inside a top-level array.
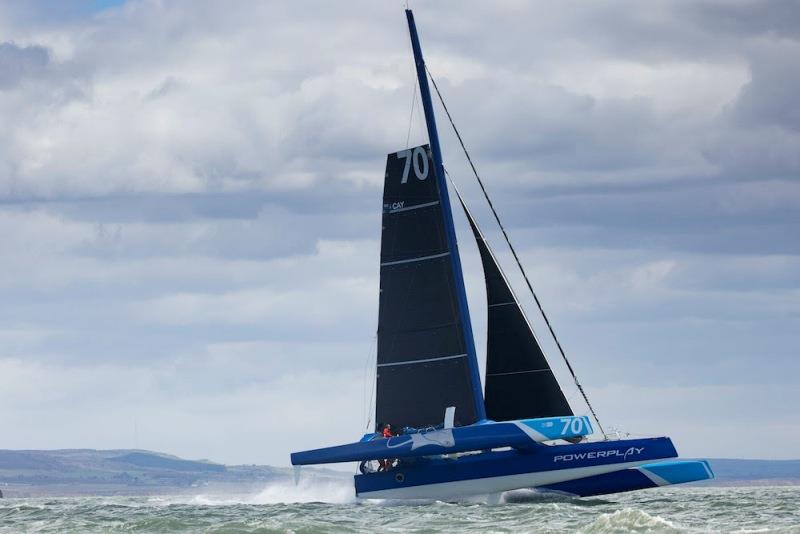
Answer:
[{"left": 379, "top": 424, "right": 395, "bottom": 471}]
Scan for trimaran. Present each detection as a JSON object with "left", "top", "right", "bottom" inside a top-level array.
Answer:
[{"left": 291, "top": 9, "right": 714, "bottom": 500}]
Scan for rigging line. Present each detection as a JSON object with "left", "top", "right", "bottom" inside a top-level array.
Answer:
[
  {"left": 428, "top": 66, "right": 607, "bottom": 438},
  {"left": 363, "top": 334, "right": 377, "bottom": 431}
]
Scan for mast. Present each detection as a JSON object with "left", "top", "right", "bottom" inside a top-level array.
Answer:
[{"left": 405, "top": 9, "right": 486, "bottom": 422}]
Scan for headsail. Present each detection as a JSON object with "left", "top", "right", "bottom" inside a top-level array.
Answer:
[
  {"left": 459, "top": 198, "right": 573, "bottom": 421},
  {"left": 376, "top": 145, "right": 482, "bottom": 430}
]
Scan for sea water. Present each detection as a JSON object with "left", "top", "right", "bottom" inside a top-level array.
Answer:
[{"left": 1, "top": 484, "right": 798, "bottom": 533}]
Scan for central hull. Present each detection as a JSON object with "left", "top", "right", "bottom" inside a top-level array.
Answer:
[{"left": 355, "top": 436, "right": 676, "bottom": 499}]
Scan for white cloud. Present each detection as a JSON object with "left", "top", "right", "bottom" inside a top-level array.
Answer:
[{"left": 592, "top": 382, "right": 799, "bottom": 460}]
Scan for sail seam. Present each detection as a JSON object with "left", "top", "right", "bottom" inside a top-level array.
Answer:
[
  {"left": 385, "top": 200, "right": 440, "bottom": 213},
  {"left": 487, "top": 302, "right": 515, "bottom": 308},
  {"left": 378, "top": 353, "right": 466, "bottom": 367},
  {"left": 486, "top": 369, "right": 551, "bottom": 377},
  {"left": 381, "top": 251, "right": 449, "bottom": 266}
]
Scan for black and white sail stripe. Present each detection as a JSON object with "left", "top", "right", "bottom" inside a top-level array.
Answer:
[
  {"left": 384, "top": 200, "right": 440, "bottom": 214},
  {"left": 378, "top": 353, "right": 467, "bottom": 367},
  {"left": 381, "top": 251, "right": 449, "bottom": 267}
]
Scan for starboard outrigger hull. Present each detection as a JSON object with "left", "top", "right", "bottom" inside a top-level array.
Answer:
[
  {"left": 354, "top": 436, "right": 684, "bottom": 499},
  {"left": 535, "top": 459, "right": 714, "bottom": 497}
]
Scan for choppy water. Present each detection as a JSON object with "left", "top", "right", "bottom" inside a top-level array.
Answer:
[{"left": 1, "top": 482, "right": 798, "bottom": 533}]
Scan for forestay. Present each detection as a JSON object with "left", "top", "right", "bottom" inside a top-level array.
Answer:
[{"left": 376, "top": 144, "right": 481, "bottom": 430}]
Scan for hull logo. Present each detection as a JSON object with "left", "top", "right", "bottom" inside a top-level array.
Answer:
[{"left": 553, "top": 447, "right": 644, "bottom": 463}]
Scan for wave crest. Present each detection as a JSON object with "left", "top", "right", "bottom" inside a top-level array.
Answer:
[{"left": 579, "top": 508, "right": 685, "bottom": 533}]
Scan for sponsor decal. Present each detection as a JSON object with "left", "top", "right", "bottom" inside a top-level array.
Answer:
[
  {"left": 553, "top": 446, "right": 644, "bottom": 463},
  {"left": 384, "top": 201, "right": 405, "bottom": 212}
]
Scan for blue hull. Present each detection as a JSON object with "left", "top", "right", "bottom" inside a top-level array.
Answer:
[
  {"left": 537, "top": 459, "right": 715, "bottom": 497},
  {"left": 355, "top": 436, "right": 678, "bottom": 499}
]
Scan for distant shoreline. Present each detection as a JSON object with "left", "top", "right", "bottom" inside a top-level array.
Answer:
[{"left": 1, "top": 449, "right": 798, "bottom": 498}]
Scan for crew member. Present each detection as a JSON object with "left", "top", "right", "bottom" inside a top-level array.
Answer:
[{"left": 379, "top": 423, "right": 395, "bottom": 471}]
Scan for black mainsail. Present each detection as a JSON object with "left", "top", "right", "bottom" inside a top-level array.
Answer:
[
  {"left": 459, "top": 199, "right": 573, "bottom": 421},
  {"left": 376, "top": 145, "right": 483, "bottom": 430}
]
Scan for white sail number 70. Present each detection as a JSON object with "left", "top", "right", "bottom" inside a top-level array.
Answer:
[
  {"left": 560, "top": 417, "right": 584, "bottom": 435},
  {"left": 398, "top": 147, "right": 429, "bottom": 183}
]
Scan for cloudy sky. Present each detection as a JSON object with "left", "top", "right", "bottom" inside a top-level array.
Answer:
[{"left": 1, "top": 0, "right": 797, "bottom": 466}]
